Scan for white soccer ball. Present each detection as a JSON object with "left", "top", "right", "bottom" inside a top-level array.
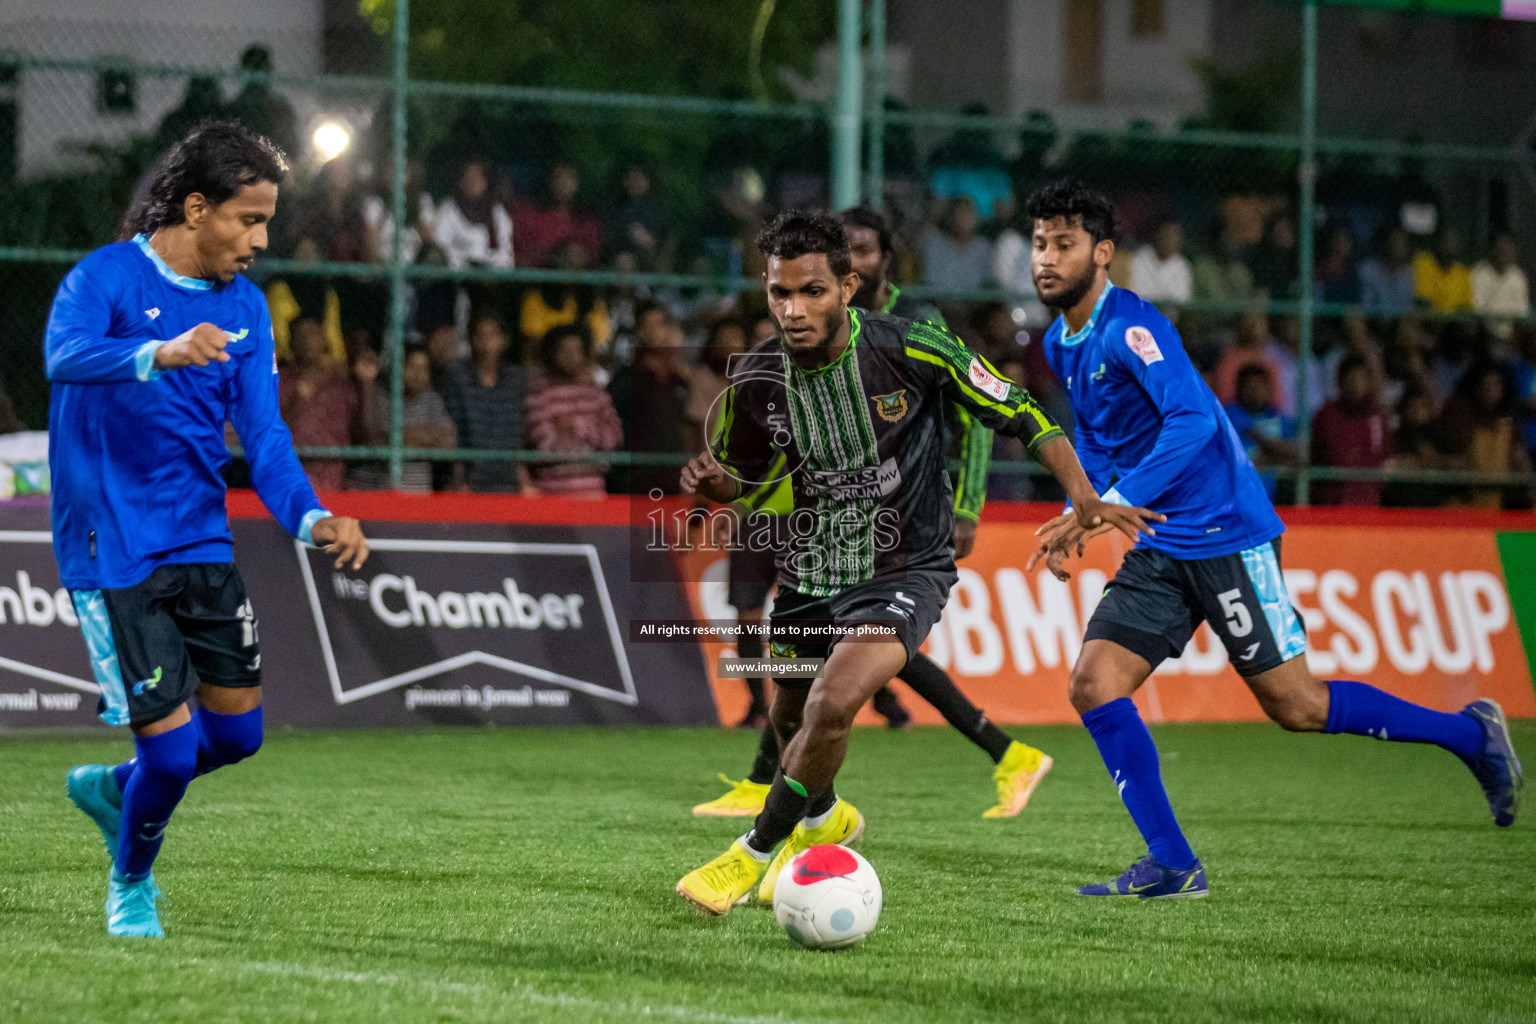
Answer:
[{"left": 773, "top": 844, "right": 882, "bottom": 950}]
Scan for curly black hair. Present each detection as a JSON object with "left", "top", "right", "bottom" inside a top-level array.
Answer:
[
  {"left": 121, "top": 119, "right": 288, "bottom": 238},
  {"left": 756, "top": 210, "right": 853, "bottom": 278},
  {"left": 838, "top": 205, "right": 893, "bottom": 257},
  {"left": 1023, "top": 179, "right": 1117, "bottom": 244}
]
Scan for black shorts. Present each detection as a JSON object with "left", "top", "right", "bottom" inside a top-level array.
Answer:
[
  {"left": 767, "top": 569, "right": 954, "bottom": 689},
  {"left": 728, "top": 544, "right": 779, "bottom": 613},
  {"left": 71, "top": 563, "right": 262, "bottom": 729},
  {"left": 1083, "top": 538, "right": 1307, "bottom": 677}
]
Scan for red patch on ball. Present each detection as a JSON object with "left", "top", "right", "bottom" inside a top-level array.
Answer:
[{"left": 792, "top": 844, "right": 858, "bottom": 884}]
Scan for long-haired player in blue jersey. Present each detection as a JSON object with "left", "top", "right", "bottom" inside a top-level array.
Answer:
[
  {"left": 1022, "top": 180, "right": 1522, "bottom": 899},
  {"left": 47, "top": 121, "right": 370, "bottom": 937}
]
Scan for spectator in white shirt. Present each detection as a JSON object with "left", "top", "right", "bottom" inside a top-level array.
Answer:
[
  {"left": 1472, "top": 233, "right": 1530, "bottom": 342},
  {"left": 1128, "top": 219, "right": 1193, "bottom": 309},
  {"left": 433, "top": 159, "right": 514, "bottom": 270}
]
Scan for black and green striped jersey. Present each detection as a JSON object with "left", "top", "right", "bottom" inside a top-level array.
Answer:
[
  {"left": 711, "top": 308, "right": 1063, "bottom": 597},
  {"left": 878, "top": 287, "right": 993, "bottom": 522}
]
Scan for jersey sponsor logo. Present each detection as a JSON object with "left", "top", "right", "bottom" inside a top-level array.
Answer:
[
  {"left": 1125, "top": 326, "right": 1163, "bottom": 365},
  {"left": 770, "top": 641, "right": 799, "bottom": 660},
  {"left": 967, "top": 358, "right": 1012, "bottom": 401},
  {"left": 870, "top": 389, "right": 908, "bottom": 423},
  {"left": 1090, "top": 362, "right": 1107, "bottom": 383},
  {"left": 225, "top": 328, "right": 249, "bottom": 344},
  {"left": 144, "top": 308, "right": 160, "bottom": 320},
  {"left": 800, "top": 457, "right": 902, "bottom": 501}
]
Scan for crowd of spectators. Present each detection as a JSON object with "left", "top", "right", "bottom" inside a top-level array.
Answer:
[
  {"left": 242, "top": 140, "right": 1534, "bottom": 509},
  {"left": 13, "top": 82, "right": 1521, "bottom": 508}
]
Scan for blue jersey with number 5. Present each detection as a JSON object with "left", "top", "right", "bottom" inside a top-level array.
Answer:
[{"left": 1042, "top": 283, "right": 1284, "bottom": 559}]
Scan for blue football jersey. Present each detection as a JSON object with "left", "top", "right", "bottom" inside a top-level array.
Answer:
[
  {"left": 45, "top": 234, "right": 327, "bottom": 589},
  {"left": 1042, "top": 283, "right": 1284, "bottom": 559}
]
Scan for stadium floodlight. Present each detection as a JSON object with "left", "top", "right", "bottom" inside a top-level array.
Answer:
[{"left": 313, "top": 121, "right": 351, "bottom": 163}]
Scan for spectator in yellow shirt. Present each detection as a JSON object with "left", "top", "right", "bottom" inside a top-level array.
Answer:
[{"left": 1413, "top": 225, "right": 1472, "bottom": 314}]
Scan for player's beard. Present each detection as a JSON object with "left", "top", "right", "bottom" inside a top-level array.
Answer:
[
  {"left": 1041, "top": 260, "right": 1098, "bottom": 313},
  {"left": 851, "top": 274, "right": 882, "bottom": 311},
  {"left": 780, "top": 306, "right": 849, "bottom": 366}
]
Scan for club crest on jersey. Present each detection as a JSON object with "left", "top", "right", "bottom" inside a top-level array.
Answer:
[
  {"left": 870, "top": 389, "right": 908, "bottom": 423},
  {"left": 1125, "top": 326, "right": 1163, "bottom": 365},
  {"left": 966, "top": 358, "right": 1011, "bottom": 401}
]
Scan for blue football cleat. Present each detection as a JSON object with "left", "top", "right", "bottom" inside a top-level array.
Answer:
[
  {"left": 1077, "top": 855, "right": 1208, "bottom": 899},
  {"left": 1460, "top": 699, "right": 1523, "bottom": 827},
  {"left": 66, "top": 764, "right": 124, "bottom": 854},
  {"left": 107, "top": 868, "right": 164, "bottom": 938}
]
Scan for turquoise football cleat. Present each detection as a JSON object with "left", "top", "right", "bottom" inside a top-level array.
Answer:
[
  {"left": 107, "top": 868, "right": 164, "bottom": 939},
  {"left": 67, "top": 764, "right": 124, "bottom": 854}
]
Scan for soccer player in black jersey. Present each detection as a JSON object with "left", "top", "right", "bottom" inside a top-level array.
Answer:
[
  {"left": 693, "top": 206, "right": 1056, "bottom": 821},
  {"left": 675, "top": 211, "right": 1161, "bottom": 914}
]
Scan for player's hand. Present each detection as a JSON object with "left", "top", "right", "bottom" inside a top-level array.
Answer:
[
  {"left": 953, "top": 517, "right": 977, "bottom": 559},
  {"left": 155, "top": 322, "right": 231, "bottom": 369},
  {"left": 1072, "top": 497, "right": 1164, "bottom": 545},
  {"left": 680, "top": 450, "right": 737, "bottom": 504},
  {"left": 1027, "top": 512, "right": 1093, "bottom": 580},
  {"left": 310, "top": 515, "right": 369, "bottom": 570}
]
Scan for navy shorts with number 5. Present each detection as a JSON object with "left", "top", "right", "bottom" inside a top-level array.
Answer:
[{"left": 1083, "top": 537, "right": 1307, "bottom": 677}]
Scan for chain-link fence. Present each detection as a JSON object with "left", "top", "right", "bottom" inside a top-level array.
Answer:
[{"left": 1, "top": 0, "right": 1533, "bottom": 507}]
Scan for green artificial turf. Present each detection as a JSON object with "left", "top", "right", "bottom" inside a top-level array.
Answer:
[{"left": 1, "top": 722, "right": 1532, "bottom": 1024}]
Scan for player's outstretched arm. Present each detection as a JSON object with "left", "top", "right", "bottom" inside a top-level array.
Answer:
[{"left": 1033, "top": 435, "right": 1163, "bottom": 545}]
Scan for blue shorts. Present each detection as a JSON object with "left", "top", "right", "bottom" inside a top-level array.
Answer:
[{"left": 1084, "top": 538, "right": 1307, "bottom": 677}]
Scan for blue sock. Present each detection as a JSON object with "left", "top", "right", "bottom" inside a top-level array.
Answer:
[
  {"left": 1325, "top": 681, "right": 1482, "bottom": 761},
  {"left": 1081, "top": 698, "right": 1196, "bottom": 870},
  {"left": 110, "top": 760, "right": 135, "bottom": 796},
  {"left": 193, "top": 705, "right": 263, "bottom": 777},
  {"left": 115, "top": 721, "right": 198, "bottom": 880}
]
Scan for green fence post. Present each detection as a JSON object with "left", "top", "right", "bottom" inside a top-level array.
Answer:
[
  {"left": 833, "top": 0, "right": 863, "bottom": 212},
  {"left": 864, "top": 0, "right": 885, "bottom": 209},
  {"left": 387, "top": 0, "right": 410, "bottom": 490},
  {"left": 1295, "top": 0, "right": 1318, "bottom": 507}
]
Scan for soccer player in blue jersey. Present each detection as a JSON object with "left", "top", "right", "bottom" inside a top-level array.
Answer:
[
  {"left": 48, "top": 121, "right": 370, "bottom": 937},
  {"left": 1023, "top": 180, "right": 1523, "bottom": 899}
]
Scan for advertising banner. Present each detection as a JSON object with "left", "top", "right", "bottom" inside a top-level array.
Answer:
[
  {"left": 685, "top": 512, "right": 1536, "bottom": 727},
  {"left": 0, "top": 500, "right": 716, "bottom": 732}
]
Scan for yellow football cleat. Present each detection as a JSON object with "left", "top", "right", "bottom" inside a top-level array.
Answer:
[
  {"left": 757, "top": 798, "right": 864, "bottom": 907},
  {"left": 983, "top": 741, "right": 1053, "bottom": 818},
  {"left": 676, "top": 838, "right": 770, "bottom": 916},
  {"left": 692, "top": 774, "right": 770, "bottom": 817}
]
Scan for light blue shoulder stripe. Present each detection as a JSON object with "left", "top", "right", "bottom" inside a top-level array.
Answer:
[
  {"left": 1058, "top": 283, "right": 1116, "bottom": 348},
  {"left": 1240, "top": 544, "right": 1307, "bottom": 663},
  {"left": 132, "top": 233, "right": 213, "bottom": 292},
  {"left": 71, "top": 590, "right": 130, "bottom": 726}
]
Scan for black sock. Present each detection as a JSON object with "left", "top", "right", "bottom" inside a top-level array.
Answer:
[
  {"left": 747, "top": 720, "right": 779, "bottom": 785},
  {"left": 738, "top": 637, "right": 767, "bottom": 713},
  {"left": 804, "top": 787, "right": 837, "bottom": 819},
  {"left": 870, "top": 685, "right": 909, "bottom": 723},
  {"left": 899, "top": 652, "right": 1014, "bottom": 763},
  {"left": 745, "top": 771, "right": 808, "bottom": 854}
]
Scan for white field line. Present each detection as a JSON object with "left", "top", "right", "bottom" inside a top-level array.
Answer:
[
  {"left": 242, "top": 960, "right": 826, "bottom": 1024},
  {"left": 44, "top": 945, "right": 829, "bottom": 1024}
]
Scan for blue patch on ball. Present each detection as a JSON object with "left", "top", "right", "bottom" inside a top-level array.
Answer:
[{"left": 829, "top": 908, "right": 856, "bottom": 933}]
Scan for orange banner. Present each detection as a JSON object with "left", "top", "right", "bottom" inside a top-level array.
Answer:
[{"left": 681, "top": 524, "right": 1536, "bottom": 726}]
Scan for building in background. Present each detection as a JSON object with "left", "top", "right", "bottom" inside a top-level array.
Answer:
[{"left": 0, "top": 0, "right": 322, "bottom": 176}]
